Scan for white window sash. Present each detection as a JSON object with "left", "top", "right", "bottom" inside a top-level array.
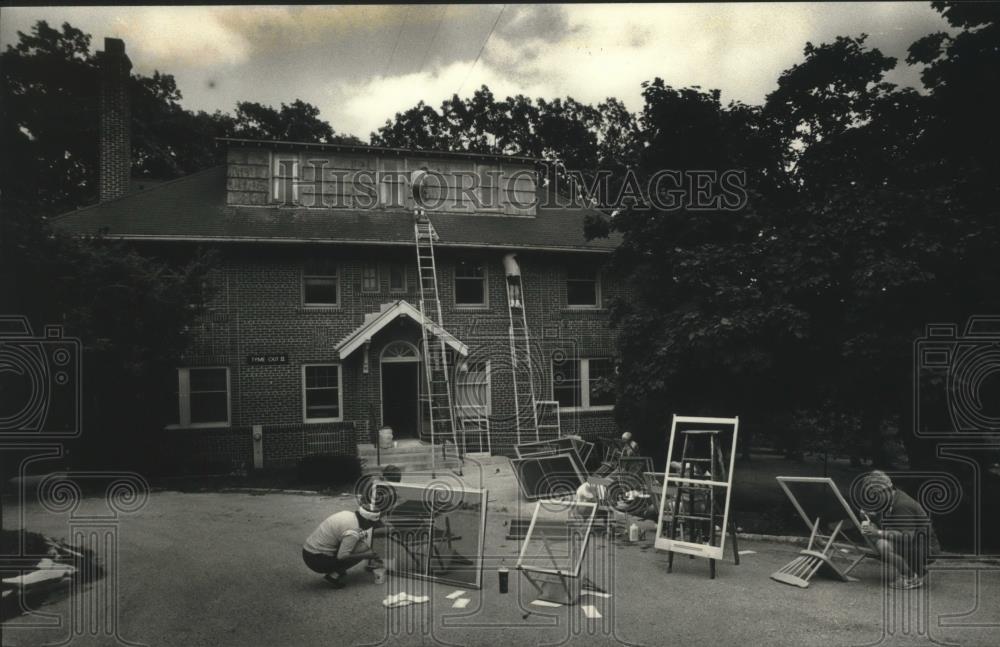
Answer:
[{"left": 301, "top": 364, "right": 344, "bottom": 423}]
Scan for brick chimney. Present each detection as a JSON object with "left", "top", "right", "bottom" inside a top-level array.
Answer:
[{"left": 97, "top": 38, "right": 132, "bottom": 202}]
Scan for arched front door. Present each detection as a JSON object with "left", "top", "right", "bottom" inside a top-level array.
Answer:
[{"left": 380, "top": 341, "right": 421, "bottom": 439}]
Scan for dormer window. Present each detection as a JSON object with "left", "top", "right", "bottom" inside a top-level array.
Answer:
[{"left": 273, "top": 154, "right": 299, "bottom": 205}]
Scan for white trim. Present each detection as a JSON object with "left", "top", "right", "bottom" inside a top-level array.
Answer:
[
  {"left": 654, "top": 414, "right": 740, "bottom": 561},
  {"left": 516, "top": 499, "right": 597, "bottom": 577},
  {"left": 380, "top": 340, "right": 421, "bottom": 363},
  {"left": 168, "top": 367, "right": 231, "bottom": 429},
  {"left": 301, "top": 363, "right": 344, "bottom": 423},
  {"left": 379, "top": 344, "right": 422, "bottom": 438},
  {"left": 454, "top": 258, "right": 489, "bottom": 308},
  {"left": 336, "top": 300, "right": 468, "bottom": 359},
  {"left": 551, "top": 357, "right": 614, "bottom": 411}
]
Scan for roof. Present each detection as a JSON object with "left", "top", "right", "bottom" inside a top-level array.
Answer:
[
  {"left": 219, "top": 137, "right": 541, "bottom": 165},
  {"left": 51, "top": 166, "right": 620, "bottom": 253},
  {"left": 336, "top": 300, "right": 468, "bottom": 359}
]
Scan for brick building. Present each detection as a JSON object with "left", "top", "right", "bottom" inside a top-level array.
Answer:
[{"left": 53, "top": 39, "right": 623, "bottom": 472}]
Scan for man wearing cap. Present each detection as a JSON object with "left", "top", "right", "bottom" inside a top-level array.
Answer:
[
  {"left": 302, "top": 504, "right": 383, "bottom": 588},
  {"left": 859, "top": 470, "right": 940, "bottom": 590}
]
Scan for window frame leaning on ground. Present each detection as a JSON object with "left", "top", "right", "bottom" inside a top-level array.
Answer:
[
  {"left": 168, "top": 367, "right": 231, "bottom": 429},
  {"left": 373, "top": 480, "right": 489, "bottom": 589},
  {"left": 301, "top": 363, "right": 344, "bottom": 423},
  {"left": 551, "top": 357, "right": 614, "bottom": 412},
  {"left": 654, "top": 415, "right": 739, "bottom": 561}
]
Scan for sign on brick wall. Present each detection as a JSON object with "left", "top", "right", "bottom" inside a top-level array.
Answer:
[{"left": 246, "top": 353, "right": 288, "bottom": 365}]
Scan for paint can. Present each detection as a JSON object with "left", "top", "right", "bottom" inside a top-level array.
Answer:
[{"left": 498, "top": 567, "right": 509, "bottom": 594}]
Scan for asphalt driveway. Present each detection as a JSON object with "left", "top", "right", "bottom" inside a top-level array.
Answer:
[{"left": 2, "top": 485, "right": 998, "bottom": 647}]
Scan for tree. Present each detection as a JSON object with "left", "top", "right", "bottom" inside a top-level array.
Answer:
[
  {"left": 1, "top": 21, "right": 356, "bottom": 213},
  {"left": 1, "top": 22, "right": 219, "bottom": 469},
  {"left": 232, "top": 99, "right": 361, "bottom": 144},
  {"left": 0, "top": 201, "right": 216, "bottom": 470}
]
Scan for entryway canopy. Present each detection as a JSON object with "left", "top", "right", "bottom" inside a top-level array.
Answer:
[{"left": 334, "top": 300, "right": 469, "bottom": 359}]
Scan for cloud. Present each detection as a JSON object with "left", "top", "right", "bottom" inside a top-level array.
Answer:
[
  {"left": 1, "top": 3, "right": 951, "bottom": 140},
  {"left": 111, "top": 7, "right": 252, "bottom": 67}
]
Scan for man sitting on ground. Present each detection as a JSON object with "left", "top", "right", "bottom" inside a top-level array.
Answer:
[
  {"left": 859, "top": 470, "right": 940, "bottom": 590},
  {"left": 302, "top": 504, "right": 383, "bottom": 588}
]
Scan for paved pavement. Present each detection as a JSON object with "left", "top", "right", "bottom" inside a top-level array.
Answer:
[{"left": 2, "top": 466, "right": 998, "bottom": 647}]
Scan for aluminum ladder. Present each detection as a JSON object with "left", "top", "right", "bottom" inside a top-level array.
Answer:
[
  {"left": 506, "top": 267, "right": 540, "bottom": 443},
  {"left": 414, "top": 216, "right": 461, "bottom": 474}
]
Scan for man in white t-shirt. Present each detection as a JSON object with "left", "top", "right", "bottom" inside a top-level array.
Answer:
[{"left": 302, "top": 504, "right": 382, "bottom": 588}]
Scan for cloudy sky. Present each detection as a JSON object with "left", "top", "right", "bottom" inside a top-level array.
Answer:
[{"left": 1, "top": 3, "right": 950, "bottom": 139}]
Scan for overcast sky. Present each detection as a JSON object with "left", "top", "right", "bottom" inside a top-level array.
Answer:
[{"left": 1, "top": 3, "right": 951, "bottom": 139}]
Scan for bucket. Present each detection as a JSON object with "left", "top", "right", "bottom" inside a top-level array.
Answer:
[{"left": 378, "top": 426, "right": 394, "bottom": 449}]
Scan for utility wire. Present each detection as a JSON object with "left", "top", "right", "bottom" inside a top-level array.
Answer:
[
  {"left": 456, "top": 4, "right": 505, "bottom": 96},
  {"left": 418, "top": 5, "right": 449, "bottom": 74},
  {"left": 382, "top": 5, "right": 411, "bottom": 79}
]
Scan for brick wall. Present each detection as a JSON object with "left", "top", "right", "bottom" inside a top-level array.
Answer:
[
  {"left": 168, "top": 243, "right": 622, "bottom": 466},
  {"left": 158, "top": 422, "right": 359, "bottom": 472}
]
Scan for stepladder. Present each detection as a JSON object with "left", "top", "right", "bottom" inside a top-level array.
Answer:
[
  {"left": 664, "top": 429, "right": 741, "bottom": 579},
  {"left": 414, "top": 217, "right": 460, "bottom": 472}
]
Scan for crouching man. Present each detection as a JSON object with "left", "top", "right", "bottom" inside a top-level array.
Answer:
[
  {"left": 860, "top": 470, "right": 940, "bottom": 590},
  {"left": 302, "top": 504, "right": 383, "bottom": 588}
]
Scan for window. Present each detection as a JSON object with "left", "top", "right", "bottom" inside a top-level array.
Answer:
[
  {"left": 587, "top": 358, "right": 615, "bottom": 407},
  {"left": 456, "top": 359, "right": 491, "bottom": 417},
  {"left": 303, "top": 260, "right": 339, "bottom": 306},
  {"left": 454, "top": 259, "right": 487, "bottom": 306},
  {"left": 551, "top": 357, "right": 614, "bottom": 411},
  {"left": 302, "top": 364, "right": 343, "bottom": 422},
  {"left": 388, "top": 264, "right": 407, "bottom": 292},
  {"left": 361, "top": 264, "right": 379, "bottom": 292},
  {"left": 172, "top": 367, "right": 230, "bottom": 428},
  {"left": 567, "top": 266, "right": 600, "bottom": 307},
  {"left": 272, "top": 154, "right": 299, "bottom": 204}
]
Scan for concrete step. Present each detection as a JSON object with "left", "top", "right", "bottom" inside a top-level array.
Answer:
[
  {"left": 358, "top": 441, "right": 462, "bottom": 476},
  {"left": 361, "top": 458, "right": 462, "bottom": 476}
]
